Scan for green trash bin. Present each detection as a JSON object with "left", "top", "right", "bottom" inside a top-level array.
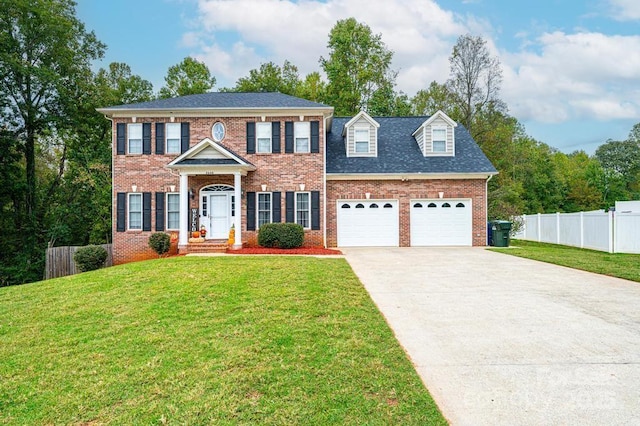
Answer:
[{"left": 490, "top": 220, "right": 512, "bottom": 247}]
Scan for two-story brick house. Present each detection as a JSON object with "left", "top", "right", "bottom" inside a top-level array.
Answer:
[{"left": 98, "top": 92, "right": 497, "bottom": 264}]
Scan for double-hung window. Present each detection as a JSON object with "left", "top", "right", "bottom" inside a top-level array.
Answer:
[
  {"left": 128, "top": 193, "right": 142, "bottom": 230},
  {"left": 166, "top": 123, "right": 181, "bottom": 154},
  {"left": 294, "top": 122, "right": 310, "bottom": 153},
  {"left": 128, "top": 123, "right": 142, "bottom": 154},
  {"left": 432, "top": 128, "right": 447, "bottom": 152},
  {"left": 295, "top": 192, "right": 310, "bottom": 229},
  {"left": 256, "top": 123, "right": 272, "bottom": 153},
  {"left": 166, "top": 193, "right": 180, "bottom": 230},
  {"left": 354, "top": 128, "right": 369, "bottom": 153},
  {"left": 257, "top": 193, "right": 272, "bottom": 228}
]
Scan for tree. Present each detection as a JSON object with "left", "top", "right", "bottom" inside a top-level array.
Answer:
[
  {"left": 594, "top": 138, "right": 640, "bottom": 200},
  {"left": 446, "top": 34, "right": 503, "bottom": 135},
  {"left": 158, "top": 57, "right": 215, "bottom": 99},
  {"left": 296, "top": 71, "right": 326, "bottom": 103},
  {"left": 230, "top": 60, "right": 300, "bottom": 95},
  {"left": 0, "top": 0, "right": 105, "bottom": 284},
  {"left": 320, "top": 18, "right": 396, "bottom": 115},
  {"left": 95, "top": 62, "right": 154, "bottom": 105},
  {"left": 411, "top": 81, "right": 457, "bottom": 117}
]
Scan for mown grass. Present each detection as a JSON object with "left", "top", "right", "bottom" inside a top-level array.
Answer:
[
  {"left": 0, "top": 256, "right": 446, "bottom": 425},
  {"left": 490, "top": 239, "right": 640, "bottom": 282}
]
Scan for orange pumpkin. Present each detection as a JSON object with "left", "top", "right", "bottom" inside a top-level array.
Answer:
[{"left": 192, "top": 231, "right": 200, "bottom": 238}]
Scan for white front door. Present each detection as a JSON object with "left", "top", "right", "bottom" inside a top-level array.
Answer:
[{"left": 200, "top": 193, "right": 229, "bottom": 239}]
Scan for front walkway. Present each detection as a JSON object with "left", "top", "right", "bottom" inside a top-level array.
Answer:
[{"left": 343, "top": 247, "right": 640, "bottom": 426}]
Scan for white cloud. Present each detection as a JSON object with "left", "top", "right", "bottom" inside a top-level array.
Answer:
[
  {"left": 190, "top": 0, "right": 467, "bottom": 92},
  {"left": 501, "top": 31, "right": 640, "bottom": 122},
  {"left": 608, "top": 0, "right": 640, "bottom": 21}
]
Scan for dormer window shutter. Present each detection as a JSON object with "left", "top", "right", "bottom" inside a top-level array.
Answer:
[
  {"left": 116, "top": 123, "right": 126, "bottom": 155},
  {"left": 246, "top": 122, "right": 256, "bottom": 154},
  {"left": 142, "top": 123, "right": 151, "bottom": 155},
  {"left": 155, "top": 123, "right": 165, "bottom": 155},
  {"left": 272, "top": 122, "right": 281, "bottom": 153},
  {"left": 310, "top": 121, "right": 319, "bottom": 153},
  {"left": 180, "top": 122, "right": 190, "bottom": 153},
  {"left": 285, "top": 122, "right": 294, "bottom": 153}
]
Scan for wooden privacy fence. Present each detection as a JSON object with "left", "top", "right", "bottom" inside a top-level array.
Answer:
[{"left": 45, "top": 244, "right": 113, "bottom": 280}]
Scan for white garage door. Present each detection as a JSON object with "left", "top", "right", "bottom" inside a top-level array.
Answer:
[
  {"left": 337, "top": 200, "right": 399, "bottom": 247},
  {"left": 411, "top": 199, "right": 472, "bottom": 246}
]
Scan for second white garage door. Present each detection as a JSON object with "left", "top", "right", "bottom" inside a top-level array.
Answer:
[
  {"left": 411, "top": 199, "right": 472, "bottom": 246},
  {"left": 337, "top": 200, "right": 399, "bottom": 247}
]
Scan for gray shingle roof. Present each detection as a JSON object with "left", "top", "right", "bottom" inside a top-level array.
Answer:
[
  {"left": 326, "top": 116, "right": 497, "bottom": 175},
  {"left": 102, "top": 92, "right": 332, "bottom": 110}
]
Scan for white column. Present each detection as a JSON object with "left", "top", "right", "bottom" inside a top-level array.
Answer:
[
  {"left": 179, "top": 173, "right": 189, "bottom": 246},
  {"left": 233, "top": 172, "right": 242, "bottom": 248}
]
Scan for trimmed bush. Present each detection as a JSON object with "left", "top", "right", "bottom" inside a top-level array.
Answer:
[
  {"left": 149, "top": 232, "right": 171, "bottom": 257},
  {"left": 73, "top": 245, "right": 108, "bottom": 272},
  {"left": 258, "top": 223, "right": 304, "bottom": 249}
]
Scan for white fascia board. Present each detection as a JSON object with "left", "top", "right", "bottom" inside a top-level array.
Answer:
[
  {"left": 97, "top": 107, "right": 334, "bottom": 119},
  {"left": 165, "top": 164, "right": 255, "bottom": 176},
  {"left": 326, "top": 172, "right": 498, "bottom": 180}
]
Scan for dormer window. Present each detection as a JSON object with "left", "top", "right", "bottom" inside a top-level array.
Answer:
[
  {"left": 342, "top": 111, "right": 379, "bottom": 157},
  {"left": 354, "top": 128, "right": 370, "bottom": 153},
  {"left": 432, "top": 128, "right": 447, "bottom": 152},
  {"left": 412, "top": 110, "right": 457, "bottom": 157}
]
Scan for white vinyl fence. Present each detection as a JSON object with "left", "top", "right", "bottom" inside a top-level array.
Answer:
[{"left": 514, "top": 210, "right": 640, "bottom": 254}]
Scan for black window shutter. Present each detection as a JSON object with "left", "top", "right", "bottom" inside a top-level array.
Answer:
[
  {"left": 271, "top": 122, "right": 281, "bottom": 153},
  {"left": 246, "top": 192, "right": 256, "bottom": 230},
  {"left": 311, "top": 191, "right": 320, "bottom": 230},
  {"left": 116, "top": 123, "right": 126, "bottom": 155},
  {"left": 285, "top": 191, "right": 295, "bottom": 223},
  {"left": 155, "top": 192, "right": 165, "bottom": 231},
  {"left": 272, "top": 192, "right": 281, "bottom": 222},
  {"left": 246, "top": 122, "right": 256, "bottom": 154},
  {"left": 143, "top": 192, "right": 152, "bottom": 231},
  {"left": 155, "top": 123, "right": 165, "bottom": 155},
  {"left": 311, "top": 120, "right": 320, "bottom": 153},
  {"left": 142, "top": 123, "right": 151, "bottom": 155},
  {"left": 285, "top": 121, "right": 294, "bottom": 153},
  {"left": 181, "top": 122, "right": 190, "bottom": 153},
  {"left": 116, "top": 192, "right": 126, "bottom": 231}
]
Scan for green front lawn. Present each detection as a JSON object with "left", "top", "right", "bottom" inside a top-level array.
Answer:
[
  {"left": 490, "top": 239, "right": 640, "bottom": 282},
  {"left": 0, "top": 256, "right": 446, "bottom": 425}
]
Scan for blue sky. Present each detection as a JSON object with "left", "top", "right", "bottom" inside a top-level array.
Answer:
[{"left": 76, "top": 0, "right": 640, "bottom": 154}]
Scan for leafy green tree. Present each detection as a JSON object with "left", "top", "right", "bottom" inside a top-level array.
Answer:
[
  {"left": 411, "top": 81, "right": 457, "bottom": 117},
  {"left": 320, "top": 18, "right": 396, "bottom": 115},
  {"left": 0, "top": 0, "right": 105, "bottom": 284},
  {"left": 158, "top": 57, "right": 215, "bottom": 98},
  {"left": 446, "top": 34, "right": 504, "bottom": 136},
  {"left": 230, "top": 61, "right": 300, "bottom": 95},
  {"left": 296, "top": 71, "right": 326, "bottom": 103},
  {"left": 96, "top": 62, "right": 154, "bottom": 105},
  {"left": 594, "top": 138, "right": 640, "bottom": 200}
]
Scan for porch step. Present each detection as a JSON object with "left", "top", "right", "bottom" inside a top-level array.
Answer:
[{"left": 182, "top": 239, "right": 228, "bottom": 254}]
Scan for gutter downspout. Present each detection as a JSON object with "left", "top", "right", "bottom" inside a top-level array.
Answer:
[{"left": 486, "top": 174, "right": 494, "bottom": 246}]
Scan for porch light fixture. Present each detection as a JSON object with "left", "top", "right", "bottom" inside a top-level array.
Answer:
[
  {"left": 261, "top": 184, "right": 267, "bottom": 191},
  {"left": 189, "top": 188, "right": 195, "bottom": 199},
  {"left": 131, "top": 184, "right": 137, "bottom": 192},
  {"left": 365, "top": 192, "right": 371, "bottom": 199},
  {"left": 438, "top": 191, "right": 444, "bottom": 199},
  {"left": 299, "top": 183, "right": 305, "bottom": 191}
]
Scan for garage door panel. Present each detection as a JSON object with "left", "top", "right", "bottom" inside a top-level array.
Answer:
[
  {"left": 337, "top": 200, "right": 398, "bottom": 247},
  {"left": 411, "top": 199, "right": 472, "bottom": 246}
]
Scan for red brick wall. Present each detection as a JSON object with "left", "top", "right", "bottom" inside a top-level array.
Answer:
[
  {"left": 112, "top": 115, "right": 325, "bottom": 264},
  {"left": 326, "top": 179, "right": 488, "bottom": 247}
]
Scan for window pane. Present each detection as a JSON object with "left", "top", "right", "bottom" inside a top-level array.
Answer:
[
  {"left": 129, "top": 194, "right": 142, "bottom": 210},
  {"left": 433, "top": 128, "right": 446, "bottom": 140},
  {"left": 256, "top": 123, "right": 271, "bottom": 138},
  {"left": 355, "top": 141, "right": 369, "bottom": 153},
  {"left": 129, "top": 194, "right": 142, "bottom": 230},
  {"left": 166, "top": 123, "right": 181, "bottom": 154},
  {"left": 295, "top": 137, "right": 309, "bottom": 153},
  {"left": 355, "top": 129, "right": 368, "bottom": 141},
  {"left": 168, "top": 212, "right": 179, "bottom": 229},
  {"left": 433, "top": 141, "right": 446, "bottom": 152},
  {"left": 167, "top": 194, "right": 180, "bottom": 229},
  {"left": 296, "top": 193, "right": 310, "bottom": 228},
  {"left": 257, "top": 138, "right": 271, "bottom": 153},
  {"left": 258, "top": 193, "right": 271, "bottom": 227},
  {"left": 167, "top": 139, "right": 180, "bottom": 153}
]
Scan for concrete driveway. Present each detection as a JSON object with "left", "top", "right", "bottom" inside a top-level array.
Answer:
[{"left": 343, "top": 247, "right": 640, "bottom": 426}]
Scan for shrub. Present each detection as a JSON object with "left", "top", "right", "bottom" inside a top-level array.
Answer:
[
  {"left": 149, "top": 232, "right": 171, "bottom": 257},
  {"left": 73, "top": 245, "right": 108, "bottom": 272},
  {"left": 258, "top": 223, "right": 304, "bottom": 249}
]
